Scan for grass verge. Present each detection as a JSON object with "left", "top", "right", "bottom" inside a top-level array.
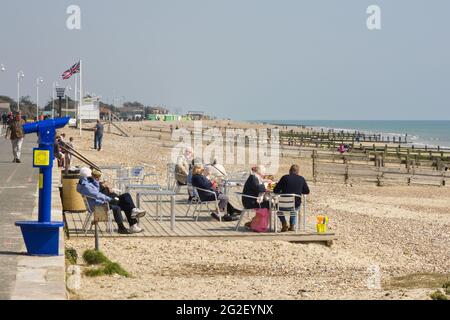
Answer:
[{"left": 82, "top": 249, "right": 130, "bottom": 278}]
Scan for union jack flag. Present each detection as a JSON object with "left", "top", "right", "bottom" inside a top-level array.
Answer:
[{"left": 62, "top": 61, "right": 80, "bottom": 80}]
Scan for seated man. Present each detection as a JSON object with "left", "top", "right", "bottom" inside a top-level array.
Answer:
[
  {"left": 273, "top": 164, "right": 310, "bottom": 232},
  {"left": 77, "top": 167, "right": 146, "bottom": 234}
]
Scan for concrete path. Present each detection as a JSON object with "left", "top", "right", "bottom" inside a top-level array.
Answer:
[
  {"left": 0, "top": 136, "right": 38, "bottom": 299},
  {"left": 0, "top": 134, "right": 66, "bottom": 300}
]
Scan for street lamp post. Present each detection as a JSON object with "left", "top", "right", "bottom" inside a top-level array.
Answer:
[
  {"left": 65, "top": 86, "right": 72, "bottom": 117},
  {"left": 56, "top": 87, "right": 66, "bottom": 118},
  {"left": 36, "top": 77, "right": 44, "bottom": 121},
  {"left": 52, "top": 82, "right": 59, "bottom": 119},
  {"left": 17, "top": 71, "right": 25, "bottom": 112},
  {"left": 0, "top": 64, "right": 5, "bottom": 91}
]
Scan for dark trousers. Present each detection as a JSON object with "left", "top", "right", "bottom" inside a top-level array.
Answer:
[
  {"left": 201, "top": 193, "right": 238, "bottom": 215},
  {"left": 109, "top": 193, "right": 138, "bottom": 227},
  {"left": 94, "top": 133, "right": 103, "bottom": 150}
]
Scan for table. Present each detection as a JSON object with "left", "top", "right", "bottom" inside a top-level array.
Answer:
[
  {"left": 220, "top": 179, "right": 245, "bottom": 195},
  {"left": 125, "top": 184, "right": 162, "bottom": 193},
  {"left": 136, "top": 190, "right": 177, "bottom": 231}
]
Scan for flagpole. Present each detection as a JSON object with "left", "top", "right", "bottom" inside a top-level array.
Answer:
[
  {"left": 79, "top": 60, "right": 83, "bottom": 137},
  {"left": 74, "top": 73, "right": 77, "bottom": 122}
]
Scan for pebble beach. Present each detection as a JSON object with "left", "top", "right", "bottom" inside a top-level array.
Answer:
[{"left": 63, "top": 120, "right": 449, "bottom": 300}]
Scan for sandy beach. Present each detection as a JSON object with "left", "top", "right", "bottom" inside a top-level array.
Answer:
[{"left": 63, "top": 120, "right": 449, "bottom": 300}]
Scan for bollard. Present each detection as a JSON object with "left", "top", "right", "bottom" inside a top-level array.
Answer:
[{"left": 15, "top": 117, "right": 70, "bottom": 256}]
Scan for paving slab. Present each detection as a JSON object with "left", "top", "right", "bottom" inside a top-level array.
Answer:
[{"left": 0, "top": 136, "right": 66, "bottom": 300}]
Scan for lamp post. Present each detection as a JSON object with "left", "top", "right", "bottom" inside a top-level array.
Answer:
[
  {"left": 0, "top": 64, "right": 5, "bottom": 91},
  {"left": 65, "top": 86, "right": 72, "bottom": 117},
  {"left": 56, "top": 87, "right": 66, "bottom": 118},
  {"left": 17, "top": 71, "right": 25, "bottom": 112},
  {"left": 52, "top": 82, "right": 59, "bottom": 119},
  {"left": 36, "top": 77, "right": 44, "bottom": 121}
]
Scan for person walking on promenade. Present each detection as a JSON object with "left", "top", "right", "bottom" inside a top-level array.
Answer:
[
  {"left": 4, "top": 112, "right": 26, "bottom": 163},
  {"left": 93, "top": 119, "right": 104, "bottom": 151},
  {"left": 1, "top": 113, "right": 7, "bottom": 129}
]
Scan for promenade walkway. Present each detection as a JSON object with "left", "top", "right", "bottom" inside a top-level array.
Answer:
[{"left": 0, "top": 135, "right": 37, "bottom": 299}]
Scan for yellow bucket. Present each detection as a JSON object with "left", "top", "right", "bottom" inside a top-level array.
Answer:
[{"left": 316, "top": 224, "right": 327, "bottom": 233}]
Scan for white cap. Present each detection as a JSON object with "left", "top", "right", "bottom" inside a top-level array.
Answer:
[{"left": 79, "top": 167, "right": 92, "bottom": 178}]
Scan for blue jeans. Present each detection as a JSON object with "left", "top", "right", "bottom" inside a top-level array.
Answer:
[
  {"left": 277, "top": 207, "right": 300, "bottom": 225},
  {"left": 94, "top": 134, "right": 103, "bottom": 150}
]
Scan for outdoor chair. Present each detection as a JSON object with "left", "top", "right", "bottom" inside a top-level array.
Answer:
[
  {"left": 113, "top": 165, "right": 157, "bottom": 191},
  {"left": 190, "top": 187, "right": 222, "bottom": 222},
  {"left": 167, "top": 163, "right": 190, "bottom": 194},
  {"left": 273, "top": 194, "right": 303, "bottom": 233},
  {"left": 81, "top": 195, "right": 114, "bottom": 235},
  {"left": 185, "top": 183, "right": 200, "bottom": 216},
  {"left": 166, "top": 163, "right": 178, "bottom": 191},
  {"left": 234, "top": 192, "right": 263, "bottom": 231}
]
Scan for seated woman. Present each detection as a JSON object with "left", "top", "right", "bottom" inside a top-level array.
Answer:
[
  {"left": 204, "top": 158, "right": 227, "bottom": 180},
  {"left": 77, "top": 167, "right": 146, "bottom": 234},
  {"left": 273, "top": 164, "right": 310, "bottom": 232},
  {"left": 242, "top": 165, "right": 270, "bottom": 210},
  {"left": 191, "top": 164, "right": 238, "bottom": 222}
]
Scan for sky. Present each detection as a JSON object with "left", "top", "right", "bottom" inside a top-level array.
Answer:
[{"left": 0, "top": 0, "right": 449, "bottom": 120}]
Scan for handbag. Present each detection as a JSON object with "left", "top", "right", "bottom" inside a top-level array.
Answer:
[{"left": 251, "top": 208, "right": 270, "bottom": 233}]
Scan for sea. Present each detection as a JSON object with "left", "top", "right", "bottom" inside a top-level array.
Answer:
[{"left": 254, "top": 120, "right": 450, "bottom": 149}]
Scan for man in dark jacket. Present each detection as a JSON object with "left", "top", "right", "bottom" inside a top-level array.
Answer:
[
  {"left": 5, "top": 112, "right": 25, "bottom": 163},
  {"left": 94, "top": 120, "right": 104, "bottom": 151},
  {"left": 273, "top": 164, "right": 310, "bottom": 232}
]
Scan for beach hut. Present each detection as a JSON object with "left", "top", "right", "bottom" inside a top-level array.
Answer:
[
  {"left": 147, "top": 114, "right": 158, "bottom": 121},
  {"left": 164, "top": 114, "right": 179, "bottom": 121}
]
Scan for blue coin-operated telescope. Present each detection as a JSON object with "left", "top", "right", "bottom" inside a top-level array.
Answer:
[{"left": 15, "top": 117, "right": 70, "bottom": 256}]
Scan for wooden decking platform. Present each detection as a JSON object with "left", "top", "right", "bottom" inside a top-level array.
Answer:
[{"left": 64, "top": 192, "right": 336, "bottom": 244}]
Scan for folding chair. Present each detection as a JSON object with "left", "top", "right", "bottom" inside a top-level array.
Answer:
[
  {"left": 81, "top": 196, "right": 114, "bottom": 235},
  {"left": 234, "top": 192, "right": 262, "bottom": 231},
  {"left": 191, "top": 187, "right": 222, "bottom": 222},
  {"left": 113, "top": 165, "right": 154, "bottom": 190},
  {"left": 140, "top": 165, "right": 157, "bottom": 185},
  {"left": 173, "top": 169, "right": 189, "bottom": 194},
  {"left": 273, "top": 194, "right": 302, "bottom": 233},
  {"left": 185, "top": 183, "right": 200, "bottom": 216},
  {"left": 166, "top": 163, "right": 178, "bottom": 191}
]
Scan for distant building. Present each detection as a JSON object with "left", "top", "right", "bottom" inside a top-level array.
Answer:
[
  {"left": 0, "top": 102, "right": 11, "bottom": 114},
  {"left": 118, "top": 106, "right": 144, "bottom": 121},
  {"left": 187, "top": 111, "right": 206, "bottom": 120},
  {"left": 149, "top": 106, "right": 169, "bottom": 115},
  {"left": 100, "top": 107, "right": 111, "bottom": 120}
]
